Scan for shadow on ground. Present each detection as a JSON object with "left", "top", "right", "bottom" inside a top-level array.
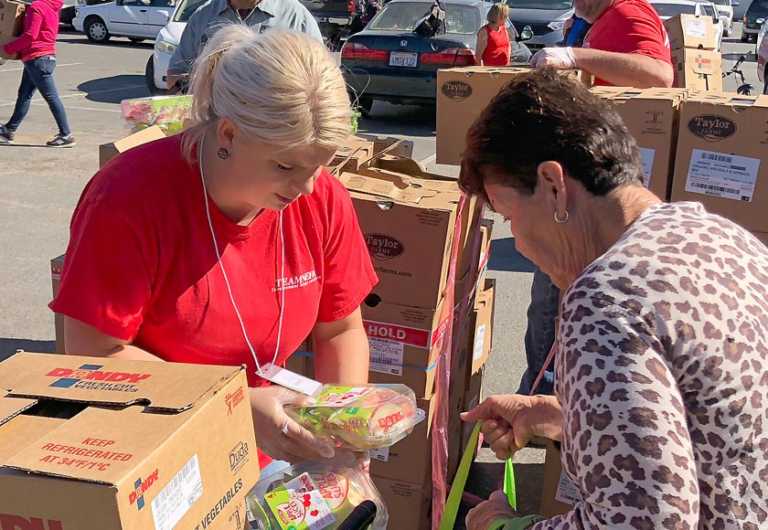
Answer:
[
  {"left": 0, "top": 338, "right": 55, "bottom": 361},
  {"left": 77, "top": 75, "right": 149, "bottom": 103},
  {"left": 488, "top": 238, "right": 536, "bottom": 274},
  {"left": 357, "top": 101, "right": 436, "bottom": 137}
]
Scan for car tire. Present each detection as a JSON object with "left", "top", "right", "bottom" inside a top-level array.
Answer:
[
  {"left": 85, "top": 16, "right": 110, "bottom": 43},
  {"left": 145, "top": 56, "right": 167, "bottom": 95}
]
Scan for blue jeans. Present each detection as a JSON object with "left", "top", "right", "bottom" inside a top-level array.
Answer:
[
  {"left": 6, "top": 56, "right": 71, "bottom": 136},
  {"left": 517, "top": 267, "right": 559, "bottom": 395}
]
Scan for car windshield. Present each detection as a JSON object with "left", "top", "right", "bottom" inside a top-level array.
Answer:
[
  {"left": 651, "top": 2, "right": 696, "bottom": 16},
  {"left": 368, "top": 2, "right": 481, "bottom": 34},
  {"left": 504, "top": 0, "right": 572, "bottom": 10},
  {"left": 173, "top": 0, "right": 208, "bottom": 21}
]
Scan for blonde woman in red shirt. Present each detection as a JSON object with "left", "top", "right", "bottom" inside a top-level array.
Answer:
[{"left": 476, "top": 3, "right": 512, "bottom": 66}]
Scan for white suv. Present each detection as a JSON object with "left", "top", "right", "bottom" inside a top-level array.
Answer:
[{"left": 73, "top": 0, "right": 175, "bottom": 43}]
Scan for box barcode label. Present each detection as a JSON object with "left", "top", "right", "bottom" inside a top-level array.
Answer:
[
  {"left": 369, "top": 338, "right": 404, "bottom": 376},
  {"left": 686, "top": 149, "right": 760, "bottom": 202},
  {"left": 639, "top": 147, "right": 655, "bottom": 188},
  {"left": 555, "top": 471, "right": 582, "bottom": 505},
  {"left": 151, "top": 454, "right": 204, "bottom": 530},
  {"left": 370, "top": 447, "right": 390, "bottom": 462}
]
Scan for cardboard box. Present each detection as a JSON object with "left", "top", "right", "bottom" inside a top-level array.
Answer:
[
  {"left": 0, "top": 352, "right": 258, "bottom": 530},
  {"left": 99, "top": 126, "right": 166, "bottom": 168},
  {"left": 371, "top": 477, "right": 431, "bottom": 530},
  {"left": 753, "top": 231, "right": 768, "bottom": 247},
  {"left": 470, "top": 280, "right": 495, "bottom": 375},
  {"left": 665, "top": 14, "right": 719, "bottom": 51},
  {"left": 329, "top": 136, "right": 375, "bottom": 174},
  {"left": 460, "top": 367, "right": 484, "bottom": 456},
  {"left": 50, "top": 255, "right": 65, "bottom": 353},
  {"left": 671, "top": 48, "right": 723, "bottom": 91},
  {"left": 340, "top": 170, "right": 460, "bottom": 310},
  {"left": 592, "top": 87, "right": 687, "bottom": 200},
  {"left": 437, "top": 67, "right": 583, "bottom": 165},
  {"left": 540, "top": 440, "right": 579, "bottom": 518},
  {"left": 362, "top": 297, "right": 449, "bottom": 398},
  {"left": 0, "top": 0, "right": 24, "bottom": 52},
  {"left": 671, "top": 94, "right": 768, "bottom": 232}
]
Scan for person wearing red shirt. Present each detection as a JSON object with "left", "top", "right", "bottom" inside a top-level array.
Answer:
[
  {"left": 1, "top": 0, "right": 74, "bottom": 147},
  {"left": 51, "top": 27, "right": 377, "bottom": 468},
  {"left": 476, "top": 3, "right": 512, "bottom": 66},
  {"left": 530, "top": 0, "right": 673, "bottom": 88}
]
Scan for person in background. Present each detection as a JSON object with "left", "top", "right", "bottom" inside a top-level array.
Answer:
[
  {"left": 530, "top": 0, "right": 673, "bottom": 87},
  {"left": 563, "top": 14, "right": 589, "bottom": 47},
  {"left": 52, "top": 28, "right": 377, "bottom": 472},
  {"left": 0, "top": 0, "right": 74, "bottom": 147},
  {"left": 476, "top": 3, "right": 511, "bottom": 66},
  {"left": 166, "top": 0, "right": 322, "bottom": 92},
  {"left": 460, "top": 69, "right": 767, "bottom": 530}
]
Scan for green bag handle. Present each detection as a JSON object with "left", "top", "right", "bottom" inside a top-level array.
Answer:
[{"left": 439, "top": 424, "right": 518, "bottom": 530}]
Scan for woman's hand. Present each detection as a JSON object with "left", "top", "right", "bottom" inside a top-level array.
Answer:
[
  {"left": 461, "top": 394, "right": 563, "bottom": 460},
  {"left": 249, "top": 386, "right": 335, "bottom": 463},
  {"left": 466, "top": 490, "right": 516, "bottom": 530}
]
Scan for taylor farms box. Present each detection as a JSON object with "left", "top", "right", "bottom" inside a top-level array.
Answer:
[
  {"left": 664, "top": 14, "right": 719, "bottom": 51},
  {"left": 329, "top": 135, "right": 375, "bottom": 174},
  {"left": 592, "top": 87, "right": 687, "bottom": 200},
  {"left": 436, "top": 67, "right": 583, "bottom": 165},
  {"left": 99, "top": 126, "right": 166, "bottom": 168},
  {"left": 671, "top": 94, "right": 768, "bottom": 232},
  {"left": 0, "top": 0, "right": 24, "bottom": 55},
  {"left": 0, "top": 352, "right": 258, "bottom": 530},
  {"left": 340, "top": 170, "right": 460, "bottom": 310},
  {"left": 361, "top": 296, "right": 449, "bottom": 398},
  {"left": 371, "top": 477, "right": 431, "bottom": 530},
  {"left": 671, "top": 48, "right": 723, "bottom": 92}
]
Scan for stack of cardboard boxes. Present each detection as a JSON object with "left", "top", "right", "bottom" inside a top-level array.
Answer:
[
  {"left": 289, "top": 135, "right": 495, "bottom": 529},
  {"left": 0, "top": 0, "right": 24, "bottom": 64},
  {"left": 665, "top": 14, "right": 723, "bottom": 91}
]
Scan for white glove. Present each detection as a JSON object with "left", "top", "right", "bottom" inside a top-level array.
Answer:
[{"left": 530, "top": 47, "right": 576, "bottom": 69}]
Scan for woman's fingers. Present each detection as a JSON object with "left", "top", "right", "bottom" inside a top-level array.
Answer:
[{"left": 490, "top": 431, "right": 516, "bottom": 460}]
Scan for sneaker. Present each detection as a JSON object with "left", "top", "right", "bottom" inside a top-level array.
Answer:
[
  {"left": 46, "top": 134, "right": 76, "bottom": 148},
  {"left": 0, "top": 125, "right": 14, "bottom": 144}
]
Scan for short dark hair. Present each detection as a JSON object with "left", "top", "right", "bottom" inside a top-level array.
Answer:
[{"left": 459, "top": 69, "right": 643, "bottom": 200}]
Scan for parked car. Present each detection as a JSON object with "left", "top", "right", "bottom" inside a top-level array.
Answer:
[
  {"left": 62, "top": 0, "right": 112, "bottom": 27},
  {"left": 73, "top": 0, "right": 175, "bottom": 43},
  {"left": 757, "top": 19, "right": 767, "bottom": 92},
  {"left": 341, "top": 0, "right": 531, "bottom": 113},
  {"left": 711, "top": 0, "right": 738, "bottom": 36},
  {"left": 301, "top": 0, "right": 361, "bottom": 50},
  {"left": 145, "top": 0, "right": 206, "bottom": 93},
  {"left": 742, "top": 0, "right": 768, "bottom": 42},
  {"left": 650, "top": 0, "right": 724, "bottom": 49},
  {"left": 505, "top": 0, "right": 572, "bottom": 52}
]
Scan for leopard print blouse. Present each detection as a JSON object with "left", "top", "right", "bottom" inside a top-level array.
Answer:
[{"left": 533, "top": 202, "right": 768, "bottom": 530}]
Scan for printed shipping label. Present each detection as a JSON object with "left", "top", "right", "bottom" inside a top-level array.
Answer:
[
  {"left": 686, "top": 149, "right": 761, "bottom": 202},
  {"left": 369, "top": 338, "right": 405, "bottom": 376},
  {"left": 685, "top": 18, "right": 707, "bottom": 38},
  {"left": 555, "top": 471, "right": 582, "bottom": 505},
  {"left": 639, "top": 147, "right": 655, "bottom": 188},
  {"left": 370, "top": 447, "right": 390, "bottom": 462},
  {"left": 259, "top": 363, "right": 323, "bottom": 397},
  {"left": 151, "top": 454, "right": 204, "bottom": 530},
  {"left": 472, "top": 325, "right": 487, "bottom": 362}
]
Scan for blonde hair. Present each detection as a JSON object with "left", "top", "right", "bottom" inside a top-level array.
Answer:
[
  {"left": 487, "top": 3, "right": 509, "bottom": 24},
  {"left": 183, "top": 25, "right": 352, "bottom": 160}
]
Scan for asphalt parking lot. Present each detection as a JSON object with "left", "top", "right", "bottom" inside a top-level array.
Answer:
[{"left": 0, "top": 22, "right": 762, "bottom": 519}]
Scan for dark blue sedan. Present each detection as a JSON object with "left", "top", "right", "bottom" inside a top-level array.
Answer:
[{"left": 341, "top": 0, "right": 531, "bottom": 113}]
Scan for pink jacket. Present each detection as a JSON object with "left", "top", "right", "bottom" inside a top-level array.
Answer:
[{"left": 3, "top": 0, "right": 63, "bottom": 63}]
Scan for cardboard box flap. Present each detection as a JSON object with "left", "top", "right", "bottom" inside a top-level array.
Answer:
[
  {"left": 0, "top": 415, "right": 64, "bottom": 462},
  {"left": 0, "top": 352, "right": 242, "bottom": 411},
  {"left": 0, "top": 394, "right": 38, "bottom": 428},
  {"left": 4, "top": 405, "right": 186, "bottom": 486},
  {"left": 341, "top": 172, "right": 436, "bottom": 204}
]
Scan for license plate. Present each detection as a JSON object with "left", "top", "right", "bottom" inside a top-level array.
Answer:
[{"left": 389, "top": 51, "right": 418, "bottom": 67}]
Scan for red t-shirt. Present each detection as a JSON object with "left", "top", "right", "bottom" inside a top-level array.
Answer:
[
  {"left": 482, "top": 25, "right": 510, "bottom": 67},
  {"left": 52, "top": 133, "right": 377, "bottom": 390},
  {"left": 583, "top": 0, "right": 671, "bottom": 86}
]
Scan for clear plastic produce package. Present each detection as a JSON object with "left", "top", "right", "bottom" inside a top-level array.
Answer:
[
  {"left": 285, "top": 384, "right": 424, "bottom": 450},
  {"left": 120, "top": 95, "right": 193, "bottom": 134},
  {"left": 246, "top": 458, "right": 389, "bottom": 530}
]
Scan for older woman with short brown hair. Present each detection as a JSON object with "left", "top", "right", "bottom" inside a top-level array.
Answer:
[{"left": 459, "top": 69, "right": 768, "bottom": 530}]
